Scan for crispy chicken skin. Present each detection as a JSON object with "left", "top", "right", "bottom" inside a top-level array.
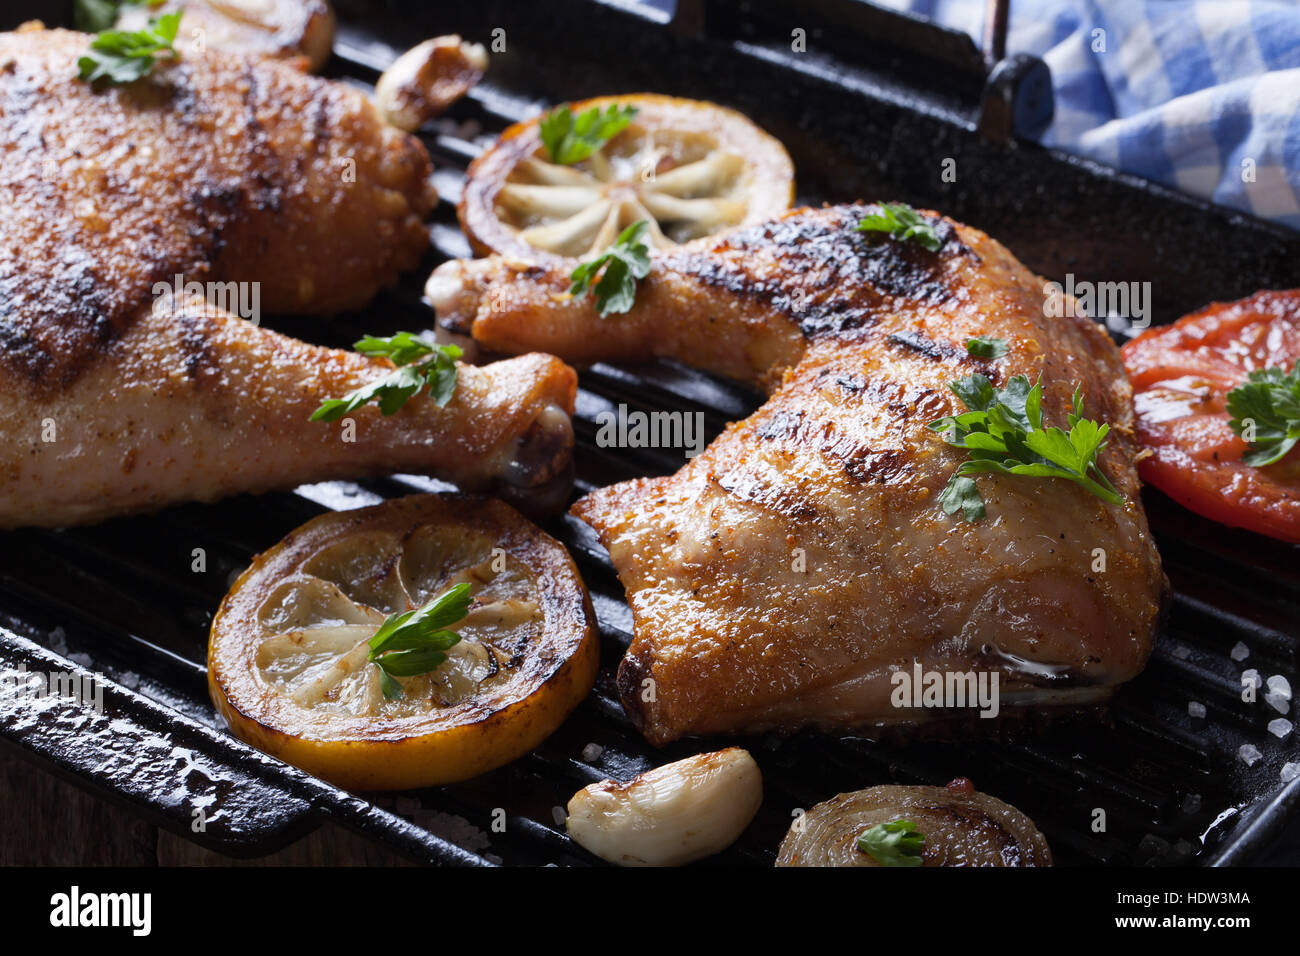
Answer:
[
  {"left": 0, "top": 293, "right": 576, "bottom": 528},
  {"left": 0, "top": 27, "right": 574, "bottom": 528},
  {"left": 436, "top": 205, "right": 1167, "bottom": 744},
  {"left": 0, "top": 26, "right": 435, "bottom": 389}
]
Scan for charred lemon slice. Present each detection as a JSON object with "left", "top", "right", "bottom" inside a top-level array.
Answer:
[
  {"left": 208, "top": 494, "right": 598, "bottom": 790},
  {"left": 459, "top": 93, "right": 795, "bottom": 261}
]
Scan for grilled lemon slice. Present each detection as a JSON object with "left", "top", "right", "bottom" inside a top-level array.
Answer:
[
  {"left": 208, "top": 494, "right": 598, "bottom": 790},
  {"left": 459, "top": 93, "right": 794, "bottom": 261}
]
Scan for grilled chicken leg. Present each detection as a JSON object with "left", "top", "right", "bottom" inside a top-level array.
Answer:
[
  {"left": 428, "top": 233, "right": 805, "bottom": 393},
  {"left": 432, "top": 205, "right": 1167, "bottom": 744},
  {"left": 1, "top": 294, "right": 575, "bottom": 528}
]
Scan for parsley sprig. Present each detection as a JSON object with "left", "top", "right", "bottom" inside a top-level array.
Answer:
[
  {"left": 1226, "top": 361, "right": 1300, "bottom": 467},
  {"left": 966, "top": 336, "right": 1008, "bottom": 360},
  {"left": 78, "top": 9, "right": 180, "bottom": 86},
  {"left": 539, "top": 103, "right": 638, "bottom": 166},
  {"left": 857, "top": 819, "right": 925, "bottom": 867},
  {"left": 569, "top": 220, "right": 652, "bottom": 317},
  {"left": 75, "top": 0, "right": 163, "bottom": 33},
  {"left": 857, "top": 202, "right": 943, "bottom": 252},
  {"left": 928, "top": 373, "right": 1122, "bottom": 522},
  {"left": 367, "top": 583, "right": 473, "bottom": 700},
  {"left": 310, "top": 333, "right": 462, "bottom": 422}
]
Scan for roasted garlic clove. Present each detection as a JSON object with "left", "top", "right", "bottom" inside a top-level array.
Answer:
[
  {"left": 566, "top": 747, "right": 762, "bottom": 866},
  {"left": 375, "top": 35, "right": 488, "bottom": 132}
]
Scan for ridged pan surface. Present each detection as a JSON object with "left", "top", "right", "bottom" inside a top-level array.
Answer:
[{"left": 0, "top": 0, "right": 1296, "bottom": 865}]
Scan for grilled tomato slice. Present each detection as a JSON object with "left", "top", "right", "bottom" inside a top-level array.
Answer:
[
  {"left": 459, "top": 93, "right": 794, "bottom": 261},
  {"left": 208, "top": 494, "right": 599, "bottom": 790},
  {"left": 1122, "top": 289, "right": 1300, "bottom": 543}
]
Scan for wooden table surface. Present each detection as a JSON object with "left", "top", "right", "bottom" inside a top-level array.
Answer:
[{"left": 0, "top": 748, "right": 411, "bottom": 866}]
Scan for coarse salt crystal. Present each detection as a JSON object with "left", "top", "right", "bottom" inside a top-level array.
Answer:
[
  {"left": 1238, "top": 744, "right": 1262, "bottom": 766},
  {"left": 1171, "top": 645, "right": 1190, "bottom": 660},
  {"left": 1268, "top": 718, "right": 1293, "bottom": 739},
  {"left": 1188, "top": 701, "right": 1206, "bottom": 718},
  {"left": 581, "top": 743, "right": 604, "bottom": 762},
  {"left": 1282, "top": 763, "right": 1300, "bottom": 783},
  {"left": 1266, "top": 692, "right": 1291, "bottom": 715},
  {"left": 1267, "top": 675, "right": 1292, "bottom": 701},
  {"left": 552, "top": 805, "right": 567, "bottom": 826},
  {"left": 1242, "top": 669, "right": 1262, "bottom": 690},
  {"left": 1231, "top": 642, "right": 1250, "bottom": 662}
]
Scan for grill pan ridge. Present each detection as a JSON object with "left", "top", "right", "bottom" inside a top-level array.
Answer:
[{"left": 1, "top": 0, "right": 1297, "bottom": 866}]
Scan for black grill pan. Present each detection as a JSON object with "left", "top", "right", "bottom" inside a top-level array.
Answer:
[{"left": 1, "top": 0, "right": 1297, "bottom": 866}]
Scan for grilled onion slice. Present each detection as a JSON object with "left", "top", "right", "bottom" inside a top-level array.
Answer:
[
  {"left": 776, "top": 780, "right": 1052, "bottom": 867},
  {"left": 208, "top": 494, "right": 599, "bottom": 790},
  {"left": 459, "top": 94, "right": 794, "bottom": 262}
]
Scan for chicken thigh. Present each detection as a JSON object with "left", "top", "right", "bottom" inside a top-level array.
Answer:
[
  {"left": 1, "top": 26, "right": 435, "bottom": 386},
  {"left": 431, "top": 204, "right": 1167, "bottom": 744}
]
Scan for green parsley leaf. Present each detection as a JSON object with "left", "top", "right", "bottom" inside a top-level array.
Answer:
[
  {"left": 353, "top": 331, "right": 439, "bottom": 365},
  {"left": 937, "top": 474, "right": 985, "bottom": 522},
  {"left": 949, "top": 373, "right": 998, "bottom": 414},
  {"left": 929, "top": 375, "right": 1123, "bottom": 522},
  {"left": 966, "top": 336, "right": 1008, "bottom": 360},
  {"left": 77, "top": 10, "right": 180, "bottom": 86},
  {"left": 310, "top": 334, "right": 462, "bottom": 422},
  {"left": 367, "top": 583, "right": 473, "bottom": 698},
  {"left": 1226, "top": 360, "right": 1300, "bottom": 467},
  {"left": 74, "top": 0, "right": 164, "bottom": 33},
  {"left": 75, "top": 0, "right": 124, "bottom": 33},
  {"left": 569, "top": 220, "right": 652, "bottom": 317},
  {"left": 856, "top": 202, "right": 943, "bottom": 252},
  {"left": 857, "top": 819, "right": 925, "bottom": 867},
  {"left": 539, "top": 102, "right": 638, "bottom": 165},
  {"left": 377, "top": 668, "right": 404, "bottom": 701}
]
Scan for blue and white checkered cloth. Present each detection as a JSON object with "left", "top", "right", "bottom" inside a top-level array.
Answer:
[{"left": 874, "top": 0, "right": 1300, "bottom": 230}]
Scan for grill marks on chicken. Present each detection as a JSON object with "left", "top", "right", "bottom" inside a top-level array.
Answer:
[
  {"left": 432, "top": 204, "right": 1167, "bottom": 744},
  {"left": 0, "top": 27, "right": 436, "bottom": 392},
  {"left": 665, "top": 208, "right": 966, "bottom": 337}
]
